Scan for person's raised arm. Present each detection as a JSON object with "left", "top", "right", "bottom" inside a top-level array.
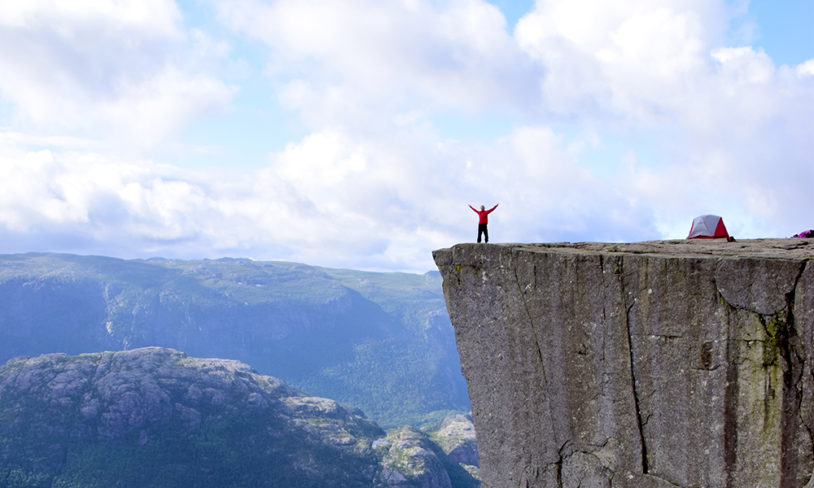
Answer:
[
  {"left": 469, "top": 204, "right": 477, "bottom": 212},
  {"left": 487, "top": 203, "right": 498, "bottom": 213}
]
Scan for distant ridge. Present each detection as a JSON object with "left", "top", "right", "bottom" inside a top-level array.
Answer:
[{"left": 0, "top": 253, "right": 469, "bottom": 427}]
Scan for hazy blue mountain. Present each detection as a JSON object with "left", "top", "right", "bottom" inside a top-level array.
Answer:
[
  {"left": 0, "top": 253, "right": 468, "bottom": 427},
  {"left": 0, "top": 348, "right": 478, "bottom": 487}
]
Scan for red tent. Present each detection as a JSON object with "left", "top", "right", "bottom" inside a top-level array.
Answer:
[{"left": 687, "top": 215, "right": 730, "bottom": 239}]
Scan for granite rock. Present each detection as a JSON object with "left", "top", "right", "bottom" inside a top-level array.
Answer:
[{"left": 434, "top": 239, "right": 814, "bottom": 488}]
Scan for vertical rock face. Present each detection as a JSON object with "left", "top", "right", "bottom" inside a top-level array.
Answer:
[{"left": 434, "top": 240, "right": 814, "bottom": 488}]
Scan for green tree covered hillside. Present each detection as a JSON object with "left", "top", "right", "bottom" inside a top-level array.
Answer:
[{"left": 0, "top": 253, "right": 468, "bottom": 427}]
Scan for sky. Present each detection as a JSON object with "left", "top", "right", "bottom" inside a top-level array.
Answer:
[{"left": 0, "top": 0, "right": 812, "bottom": 272}]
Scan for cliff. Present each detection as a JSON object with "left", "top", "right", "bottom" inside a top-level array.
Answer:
[{"left": 434, "top": 239, "right": 814, "bottom": 488}]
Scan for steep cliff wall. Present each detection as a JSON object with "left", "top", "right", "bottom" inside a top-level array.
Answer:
[{"left": 434, "top": 240, "right": 814, "bottom": 488}]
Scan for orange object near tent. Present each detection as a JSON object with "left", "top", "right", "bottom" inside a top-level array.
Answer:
[{"left": 687, "top": 215, "right": 730, "bottom": 239}]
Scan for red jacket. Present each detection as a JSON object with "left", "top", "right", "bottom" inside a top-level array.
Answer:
[{"left": 469, "top": 204, "right": 498, "bottom": 224}]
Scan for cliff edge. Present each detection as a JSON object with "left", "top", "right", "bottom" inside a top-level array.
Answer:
[{"left": 434, "top": 239, "right": 814, "bottom": 488}]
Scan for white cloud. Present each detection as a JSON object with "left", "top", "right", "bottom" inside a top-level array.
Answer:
[
  {"left": 0, "top": 0, "right": 181, "bottom": 33},
  {"left": 215, "top": 0, "right": 538, "bottom": 128},
  {"left": 797, "top": 59, "right": 814, "bottom": 77},
  {"left": 514, "top": 0, "right": 730, "bottom": 121},
  {"left": 0, "top": 129, "right": 447, "bottom": 269},
  {"left": 0, "top": 0, "right": 234, "bottom": 148}
]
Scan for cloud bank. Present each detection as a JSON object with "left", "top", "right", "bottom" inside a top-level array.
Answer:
[{"left": 0, "top": 0, "right": 811, "bottom": 271}]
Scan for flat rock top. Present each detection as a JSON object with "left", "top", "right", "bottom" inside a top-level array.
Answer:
[{"left": 437, "top": 239, "right": 814, "bottom": 261}]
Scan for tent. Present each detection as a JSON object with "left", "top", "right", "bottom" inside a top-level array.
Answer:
[
  {"left": 687, "top": 215, "right": 730, "bottom": 239},
  {"left": 793, "top": 229, "right": 814, "bottom": 238}
]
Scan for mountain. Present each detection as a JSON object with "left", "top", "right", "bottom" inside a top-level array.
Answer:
[
  {"left": 0, "top": 253, "right": 468, "bottom": 427},
  {"left": 0, "top": 347, "right": 478, "bottom": 487}
]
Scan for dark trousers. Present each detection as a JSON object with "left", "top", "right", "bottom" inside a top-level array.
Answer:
[{"left": 477, "top": 224, "right": 488, "bottom": 243}]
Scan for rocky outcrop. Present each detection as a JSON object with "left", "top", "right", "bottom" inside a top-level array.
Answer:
[
  {"left": 0, "top": 347, "right": 466, "bottom": 487},
  {"left": 375, "top": 426, "right": 453, "bottom": 487},
  {"left": 373, "top": 416, "right": 481, "bottom": 488},
  {"left": 429, "top": 413, "right": 479, "bottom": 478},
  {"left": 434, "top": 239, "right": 814, "bottom": 488}
]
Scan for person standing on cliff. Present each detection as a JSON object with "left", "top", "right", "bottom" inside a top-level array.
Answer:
[{"left": 469, "top": 203, "right": 498, "bottom": 243}]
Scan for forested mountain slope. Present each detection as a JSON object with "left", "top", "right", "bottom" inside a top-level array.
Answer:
[{"left": 0, "top": 253, "right": 468, "bottom": 427}]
